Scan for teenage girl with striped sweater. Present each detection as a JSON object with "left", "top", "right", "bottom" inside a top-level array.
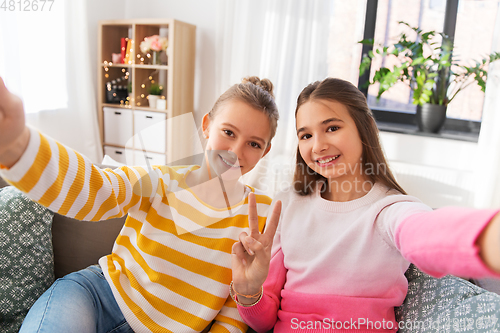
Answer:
[{"left": 0, "top": 76, "right": 281, "bottom": 333}]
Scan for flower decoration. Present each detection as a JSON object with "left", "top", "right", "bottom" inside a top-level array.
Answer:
[{"left": 140, "top": 35, "right": 168, "bottom": 54}]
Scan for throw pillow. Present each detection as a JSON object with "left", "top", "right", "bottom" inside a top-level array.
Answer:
[
  {"left": 0, "top": 186, "right": 54, "bottom": 333},
  {"left": 395, "top": 264, "right": 500, "bottom": 332}
]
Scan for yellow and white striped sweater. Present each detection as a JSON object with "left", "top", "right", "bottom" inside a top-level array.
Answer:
[{"left": 0, "top": 128, "right": 272, "bottom": 333}]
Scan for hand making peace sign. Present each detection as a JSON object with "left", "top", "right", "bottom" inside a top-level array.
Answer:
[{"left": 231, "top": 192, "right": 282, "bottom": 304}]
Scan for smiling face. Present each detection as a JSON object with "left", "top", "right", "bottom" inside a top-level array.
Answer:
[
  {"left": 202, "top": 99, "right": 272, "bottom": 179},
  {"left": 296, "top": 99, "right": 368, "bottom": 187}
]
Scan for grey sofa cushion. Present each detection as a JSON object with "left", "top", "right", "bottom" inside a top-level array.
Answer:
[
  {"left": 0, "top": 186, "right": 54, "bottom": 333},
  {"left": 0, "top": 176, "right": 8, "bottom": 189},
  {"left": 395, "top": 264, "right": 500, "bottom": 332},
  {"left": 52, "top": 213, "right": 125, "bottom": 278}
]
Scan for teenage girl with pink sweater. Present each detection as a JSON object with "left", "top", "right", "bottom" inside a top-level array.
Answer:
[{"left": 230, "top": 78, "right": 500, "bottom": 333}]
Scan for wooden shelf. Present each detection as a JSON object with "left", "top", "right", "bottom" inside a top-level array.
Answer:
[
  {"left": 101, "top": 63, "right": 169, "bottom": 70},
  {"left": 102, "top": 103, "right": 133, "bottom": 109},
  {"left": 97, "top": 19, "right": 196, "bottom": 165},
  {"left": 133, "top": 106, "right": 171, "bottom": 114},
  {"left": 134, "top": 64, "right": 169, "bottom": 70}
]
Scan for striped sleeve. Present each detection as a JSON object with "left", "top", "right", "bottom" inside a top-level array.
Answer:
[
  {"left": 210, "top": 296, "right": 247, "bottom": 333},
  {"left": 0, "top": 127, "right": 158, "bottom": 221}
]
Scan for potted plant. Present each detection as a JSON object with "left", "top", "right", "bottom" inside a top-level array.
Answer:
[
  {"left": 148, "top": 83, "right": 163, "bottom": 109},
  {"left": 359, "top": 21, "right": 500, "bottom": 133}
]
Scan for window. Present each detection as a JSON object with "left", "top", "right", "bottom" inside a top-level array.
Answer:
[
  {"left": 329, "top": 0, "right": 500, "bottom": 137},
  {"left": 451, "top": 0, "right": 499, "bottom": 120},
  {"left": 365, "top": 0, "right": 447, "bottom": 114},
  {"left": 0, "top": 3, "right": 67, "bottom": 114}
]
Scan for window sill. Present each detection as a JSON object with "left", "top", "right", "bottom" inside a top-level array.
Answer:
[
  {"left": 376, "top": 122, "right": 479, "bottom": 143},
  {"left": 372, "top": 109, "right": 480, "bottom": 143}
]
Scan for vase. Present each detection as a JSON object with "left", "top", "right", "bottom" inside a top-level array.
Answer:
[
  {"left": 151, "top": 51, "right": 162, "bottom": 65},
  {"left": 416, "top": 104, "right": 447, "bottom": 133},
  {"left": 156, "top": 99, "right": 167, "bottom": 110},
  {"left": 148, "top": 95, "right": 160, "bottom": 109}
]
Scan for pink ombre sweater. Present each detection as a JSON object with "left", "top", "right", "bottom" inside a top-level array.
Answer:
[{"left": 238, "top": 183, "right": 500, "bottom": 333}]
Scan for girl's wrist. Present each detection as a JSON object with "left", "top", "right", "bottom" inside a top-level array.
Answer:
[
  {"left": 229, "top": 281, "right": 263, "bottom": 306},
  {"left": 0, "top": 126, "right": 30, "bottom": 169},
  {"left": 231, "top": 281, "right": 262, "bottom": 297}
]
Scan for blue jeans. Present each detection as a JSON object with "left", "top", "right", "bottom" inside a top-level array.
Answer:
[{"left": 20, "top": 265, "right": 134, "bottom": 333}]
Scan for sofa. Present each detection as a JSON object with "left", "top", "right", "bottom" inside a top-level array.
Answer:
[
  {"left": 0, "top": 171, "right": 126, "bottom": 332},
  {"left": 2, "top": 173, "right": 500, "bottom": 333}
]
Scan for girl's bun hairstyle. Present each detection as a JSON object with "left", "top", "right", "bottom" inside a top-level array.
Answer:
[
  {"left": 209, "top": 76, "right": 279, "bottom": 143},
  {"left": 241, "top": 76, "right": 275, "bottom": 98}
]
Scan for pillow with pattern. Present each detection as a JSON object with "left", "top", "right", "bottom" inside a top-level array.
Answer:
[
  {"left": 395, "top": 264, "right": 500, "bottom": 332},
  {"left": 0, "top": 186, "right": 54, "bottom": 333}
]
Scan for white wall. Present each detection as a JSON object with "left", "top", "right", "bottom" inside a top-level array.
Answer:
[{"left": 380, "top": 132, "right": 478, "bottom": 208}]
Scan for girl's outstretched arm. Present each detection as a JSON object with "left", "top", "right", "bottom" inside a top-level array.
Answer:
[
  {"left": 477, "top": 212, "right": 500, "bottom": 272},
  {"left": 0, "top": 77, "right": 30, "bottom": 168},
  {"left": 394, "top": 205, "right": 500, "bottom": 278},
  {"left": 0, "top": 76, "right": 158, "bottom": 222}
]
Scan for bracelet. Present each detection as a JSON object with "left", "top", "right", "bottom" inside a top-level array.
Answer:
[
  {"left": 230, "top": 281, "right": 262, "bottom": 298},
  {"left": 229, "top": 281, "right": 263, "bottom": 307}
]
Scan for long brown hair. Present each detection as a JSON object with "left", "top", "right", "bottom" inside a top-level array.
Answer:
[{"left": 293, "top": 78, "right": 406, "bottom": 195}]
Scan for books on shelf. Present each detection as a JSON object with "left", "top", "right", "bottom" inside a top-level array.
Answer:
[
  {"left": 120, "top": 38, "right": 127, "bottom": 64},
  {"left": 123, "top": 38, "right": 134, "bottom": 65}
]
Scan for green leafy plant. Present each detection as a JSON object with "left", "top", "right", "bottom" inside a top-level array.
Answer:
[
  {"left": 359, "top": 21, "right": 500, "bottom": 106},
  {"left": 148, "top": 83, "right": 163, "bottom": 96}
]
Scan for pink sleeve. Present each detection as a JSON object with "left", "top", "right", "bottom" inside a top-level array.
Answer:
[
  {"left": 395, "top": 207, "right": 500, "bottom": 278},
  {"left": 237, "top": 249, "right": 286, "bottom": 333}
]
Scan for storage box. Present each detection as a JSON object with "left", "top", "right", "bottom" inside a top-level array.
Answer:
[
  {"left": 103, "top": 107, "right": 133, "bottom": 147},
  {"left": 133, "top": 110, "right": 166, "bottom": 153}
]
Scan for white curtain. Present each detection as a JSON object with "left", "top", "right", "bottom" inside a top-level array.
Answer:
[
  {"left": 474, "top": 9, "right": 500, "bottom": 209},
  {"left": 0, "top": 0, "right": 102, "bottom": 163},
  {"left": 215, "top": 0, "right": 331, "bottom": 196}
]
